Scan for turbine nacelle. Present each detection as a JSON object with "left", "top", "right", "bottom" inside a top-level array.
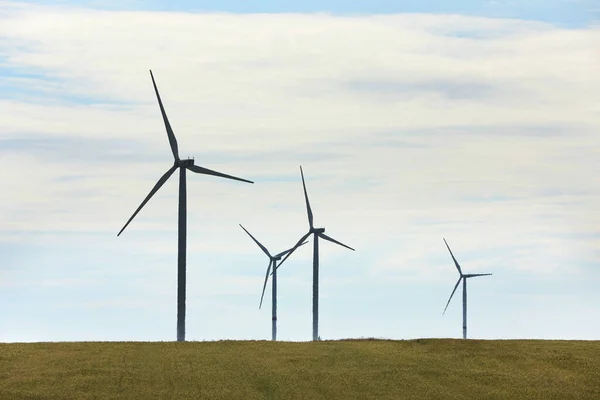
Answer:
[
  {"left": 312, "top": 227, "right": 325, "bottom": 234},
  {"left": 177, "top": 159, "right": 194, "bottom": 167}
]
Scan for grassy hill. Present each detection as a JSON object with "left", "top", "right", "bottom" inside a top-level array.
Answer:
[{"left": 1, "top": 339, "right": 599, "bottom": 399}]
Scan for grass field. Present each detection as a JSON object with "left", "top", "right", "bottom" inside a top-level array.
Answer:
[{"left": 1, "top": 339, "right": 599, "bottom": 399}]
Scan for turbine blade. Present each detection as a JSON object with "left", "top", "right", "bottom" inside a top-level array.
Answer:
[
  {"left": 149, "top": 70, "right": 180, "bottom": 161},
  {"left": 443, "top": 277, "right": 462, "bottom": 315},
  {"left": 466, "top": 273, "right": 492, "bottom": 278},
  {"left": 274, "top": 241, "right": 308, "bottom": 259},
  {"left": 319, "top": 232, "right": 355, "bottom": 251},
  {"left": 299, "top": 166, "right": 314, "bottom": 229},
  {"left": 187, "top": 164, "right": 253, "bottom": 184},
  {"left": 259, "top": 260, "right": 273, "bottom": 309},
  {"left": 239, "top": 224, "right": 270, "bottom": 258},
  {"left": 118, "top": 165, "right": 177, "bottom": 236},
  {"left": 443, "top": 238, "right": 463, "bottom": 275},
  {"left": 275, "top": 232, "right": 311, "bottom": 273}
]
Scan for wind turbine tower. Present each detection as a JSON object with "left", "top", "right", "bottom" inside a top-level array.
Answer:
[
  {"left": 442, "top": 238, "right": 492, "bottom": 339},
  {"left": 239, "top": 224, "right": 307, "bottom": 340},
  {"left": 277, "top": 166, "right": 355, "bottom": 341},
  {"left": 118, "top": 70, "right": 253, "bottom": 342}
]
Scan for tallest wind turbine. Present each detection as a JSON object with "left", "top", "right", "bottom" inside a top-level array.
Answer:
[
  {"left": 118, "top": 70, "right": 253, "bottom": 342},
  {"left": 442, "top": 238, "right": 492, "bottom": 339}
]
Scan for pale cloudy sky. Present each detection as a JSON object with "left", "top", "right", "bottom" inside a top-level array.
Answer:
[{"left": 0, "top": 0, "right": 599, "bottom": 342}]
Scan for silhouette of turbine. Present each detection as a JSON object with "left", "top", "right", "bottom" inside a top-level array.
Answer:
[
  {"left": 239, "top": 224, "right": 307, "bottom": 341},
  {"left": 442, "top": 238, "right": 492, "bottom": 339},
  {"left": 118, "top": 70, "right": 253, "bottom": 342},
  {"left": 276, "top": 166, "right": 355, "bottom": 341}
]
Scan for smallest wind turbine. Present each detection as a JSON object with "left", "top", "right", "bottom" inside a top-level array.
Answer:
[
  {"left": 442, "top": 238, "right": 492, "bottom": 339},
  {"left": 239, "top": 224, "right": 307, "bottom": 341}
]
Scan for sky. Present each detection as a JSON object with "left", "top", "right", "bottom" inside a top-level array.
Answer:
[{"left": 0, "top": 0, "right": 599, "bottom": 342}]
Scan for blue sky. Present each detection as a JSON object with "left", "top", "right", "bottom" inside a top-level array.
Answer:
[
  {"left": 10, "top": 0, "right": 599, "bottom": 27},
  {"left": 0, "top": 1, "right": 599, "bottom": 342}
]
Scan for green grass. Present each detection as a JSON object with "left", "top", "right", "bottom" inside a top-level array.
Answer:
[{"left": 1, "top": 339, "right": 599, "bottom": 399}]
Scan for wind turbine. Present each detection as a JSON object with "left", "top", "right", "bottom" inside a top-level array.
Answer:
[
  {"left": 239, "top": 224, "right": 307, "bottom": 341},
  {"left": 276, "top": 166, "right": 355, "bottom": 341},
  {"left": 442, "top": 238, "right": 492, "bottom": 339},
  {"left": 118, "top": 70, "right": 254, "bottom": 342}
]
